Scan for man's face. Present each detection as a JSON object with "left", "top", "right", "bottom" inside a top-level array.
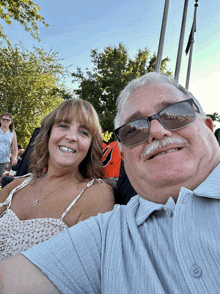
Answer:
[{"left": 119, "top": 83, "right": 220, "bottom": 203}]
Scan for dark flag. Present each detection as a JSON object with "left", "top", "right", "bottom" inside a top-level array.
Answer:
[{"left": 185, "top": 5, "right": 197, "bottom": 55}]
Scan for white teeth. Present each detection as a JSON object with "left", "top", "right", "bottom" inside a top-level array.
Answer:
[
  {"left": 158, "top": 148, "right": 179, "bottom": 156},
  {"left": 59, "top": 146, "right": 76, "bottom": 153}
]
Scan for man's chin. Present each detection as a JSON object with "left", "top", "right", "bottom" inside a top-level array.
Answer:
[{"left": 146, "top": 171, "right": 191, "bottom": 188}]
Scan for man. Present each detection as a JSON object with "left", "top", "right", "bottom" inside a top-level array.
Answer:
[{"left": 1, "top": 72, "right": 220, "bottom": 293}]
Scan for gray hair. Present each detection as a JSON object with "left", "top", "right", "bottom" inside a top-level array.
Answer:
[{"left": 114, "top": 72, "right": 205, "bottom": 129}]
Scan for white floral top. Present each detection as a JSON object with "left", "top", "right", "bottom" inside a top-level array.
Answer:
[{"left": 0, "top": 174, "right": 103, "bottom": 260}]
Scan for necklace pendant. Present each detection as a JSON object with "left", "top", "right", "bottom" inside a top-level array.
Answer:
[{"left": 34, "top": 199, "right": 39, "bottom": 206}]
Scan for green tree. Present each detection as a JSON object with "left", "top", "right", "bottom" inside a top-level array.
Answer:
[
  {"left": 206, "top": 112, "right": 220, "bottom": 122},
  {"left": 72, "top": 43, "right": 171, "bottom": 132},
  {"left": 0, "top": 0, "right": 48, "bottom": 45},
  {"left": 0, "top": 44, "right": 73, "bottom": 147}
]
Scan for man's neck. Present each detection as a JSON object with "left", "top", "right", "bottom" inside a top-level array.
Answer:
[{"left": 133, "top": 159, "right": 220, "bottom": 205}]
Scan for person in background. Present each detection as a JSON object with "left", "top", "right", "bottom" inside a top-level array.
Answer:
[
  {"left": 102, "top": 138, "right": 121, "bottom": 187},
  {"left": 17, "top": 145, "right": 25, "bottom": 161},
  {"left": 0, "top": 98, "right": 114, "bottom": 261},
  {"left": 0, "top": 112, "right": 17, "bottom": 184},
  {"left": 214, "top": 128, "right": 220, "bottom": 145},
  {"left": 1, "top": 72, "right": 220, "bottom": 293},
  {"left": 102, "top": 136, "right": 137, "bottom": 204},
  {"left": 1, "top": 128, "right": 40, "bottom": 188},
  {"left": 113, "top": 160, "right": 137, "bottom": 204}
]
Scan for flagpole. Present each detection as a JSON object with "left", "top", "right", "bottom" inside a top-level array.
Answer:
[
  {"left": 155, "top": 0, "right": 170, "bottom": 72},
  {"left": 174, "top": 0, "right": 189, "bottom": 82},
  {"left": 185, "top": 0, "right": 199, "bottom": 89}
]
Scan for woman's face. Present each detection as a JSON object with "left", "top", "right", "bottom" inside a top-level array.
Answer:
[
  {"left": 1, "top": 115, "right": 12, "bottom": 128},
  {"left": 48, "top": 119, "right": 93, "bottom": 173}
]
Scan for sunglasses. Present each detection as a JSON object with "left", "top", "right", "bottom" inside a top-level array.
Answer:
[
  {"left": 1, "top": 118, "right": 11, "bottom": 122},
  {"left": 114, "top": 98, "right": 200, "bottom": 147}
]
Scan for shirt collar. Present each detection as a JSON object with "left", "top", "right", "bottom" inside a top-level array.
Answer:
[
  {"left": 193, "top": 162, "right": 220, "bottom": 199},
  {"left": 130, "top": 163, "right": 220, "bottom": 226},
  {"left": 130, "top": 196, "right": 175, "bottom": 226}
]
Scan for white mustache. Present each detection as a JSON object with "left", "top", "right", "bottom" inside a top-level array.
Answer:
[{"left": 141, "top": 137, "right": 188, "bottom": 158}]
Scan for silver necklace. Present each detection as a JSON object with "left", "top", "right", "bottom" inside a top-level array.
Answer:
[{"left": 33, "top": 175, "right": 74, "bottom": 206}]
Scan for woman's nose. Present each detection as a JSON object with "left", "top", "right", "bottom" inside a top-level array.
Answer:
[{"left": 65, "top": 130, "right": 78, "bottom": 141}]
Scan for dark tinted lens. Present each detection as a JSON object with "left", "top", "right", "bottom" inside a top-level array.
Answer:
[
  {"left": 159, "top": 100, "right": 195, "bottom": 130},
  {"left": 118, "top": 119, "right": 150, "bottom": 147}
]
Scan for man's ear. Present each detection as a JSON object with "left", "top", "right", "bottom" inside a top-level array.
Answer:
[
  {"left": 120, "top": 151, "right": 124, "bottom": 160},
  {"left": 119, "top": 143, "right": 124, "bottom": 160},
  {"left": 204, "top": 116, "right": 214, "bottom": 132}
]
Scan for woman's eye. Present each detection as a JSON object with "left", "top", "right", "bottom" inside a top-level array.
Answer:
[
  {"left": 58, "top": 123, "right": 68, "bottom": 128},
  {"left": 80, "top": 129, "right": 89, "bottom": 136}
]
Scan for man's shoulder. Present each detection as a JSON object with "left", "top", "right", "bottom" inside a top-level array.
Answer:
[{"left": 79, "top": 195, "right": 141, "bottom": 231}]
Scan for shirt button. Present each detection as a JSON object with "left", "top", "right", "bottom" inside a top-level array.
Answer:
[
  {"left": 190, "top": 264, "right": 202, "bottom": 278},
  {"left": 166, "top": 208, "right": 173, "bottom": 217}
]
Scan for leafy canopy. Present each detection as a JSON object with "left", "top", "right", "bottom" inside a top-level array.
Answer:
[
  {"left": 0, "top": 44, "right": 73, "bottom": 147},
  {"left": 0, "top": 0, "right": 48, "bottom": 45},
  {"left": 206, "top": 112, "right": 220, "bottom": 122},
  {"left": 72, "top": 43, "right": 171, "bottom": 132}
]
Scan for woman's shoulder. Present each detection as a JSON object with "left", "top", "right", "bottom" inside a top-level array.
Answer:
[
  {"left": 86, "top": 178, "right": 112, "bottom": 191},
  {"left": 0, "top": 176, "right": 29, "bottom": 208},
  {"left": 2, "top": 174, "right": 32, "bottom": 191},
  {"left": 82, "top": 178, "right": 114, "bottom": 205}
]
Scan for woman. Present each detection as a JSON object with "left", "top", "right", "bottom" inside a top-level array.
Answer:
[
  {"left": 0, "top": 112, "right": 18, "bottom": 183},
  {"left": 0, "top": 99, "right": 114, "bottom": 260}
]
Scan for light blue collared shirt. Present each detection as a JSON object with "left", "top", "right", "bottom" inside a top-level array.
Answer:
[{"left": 23, "top": 163, "right": 220, "bottom": 293}]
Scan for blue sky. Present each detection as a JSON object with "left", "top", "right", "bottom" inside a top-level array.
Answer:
[{"left": 1, "top": 0, "right": 220, "bottom": 125}]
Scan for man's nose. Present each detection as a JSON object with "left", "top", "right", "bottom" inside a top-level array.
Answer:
[{"left": 147, "top": 119, "right": 172, "bottom": 144}]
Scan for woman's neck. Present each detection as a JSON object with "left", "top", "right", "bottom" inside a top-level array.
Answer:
[
  {"left": 0, "top": 125, "right": 10, "bottom": 134},
  {"left": 45, "top": 168, "right": 83, "bottom": 183}
]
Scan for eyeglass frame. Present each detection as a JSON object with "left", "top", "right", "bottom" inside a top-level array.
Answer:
[
  {"left": 114, "top": 98, "right": 200, "bottom": 147},
  {"left": 1, "top": 117, "right": 12, "bottom": 122}
]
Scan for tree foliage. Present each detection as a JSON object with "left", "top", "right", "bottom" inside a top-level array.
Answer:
[
  {"left": 0, "top": 0, "right": 48, "bottom": 45},
  {"left": 72, "top": 43, "right": 171, "bottom": 132},
  {"left": 206, "top": 112, "right": 220, "bottom": 122},
  {"left": 0, "top": 44, "right": 72, "bottom": 147}
]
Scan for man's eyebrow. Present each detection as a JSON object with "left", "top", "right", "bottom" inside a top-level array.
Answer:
[
  {"left": 159, "top": 100, "right": 175, "bottom": 109},
  {"left": 124, "top": 111, "right": 143, "bottom": 124},
  {"left": 124, "top": 100, "right": 176, "bottom": 124},
  {"left": 153, "top": 100, "right": 179, "bottom": 112}
]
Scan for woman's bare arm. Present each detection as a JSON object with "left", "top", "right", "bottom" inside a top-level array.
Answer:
[{"left": 11, "top": 131, "right": 18, "bottom": 166}]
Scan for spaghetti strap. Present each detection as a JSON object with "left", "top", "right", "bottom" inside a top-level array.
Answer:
[
  {"left": 60, "top": 178, "right": 103, "bottom": 220},
  {"left": 0, "top": 173, "right": 33, "bottom": 209}
]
